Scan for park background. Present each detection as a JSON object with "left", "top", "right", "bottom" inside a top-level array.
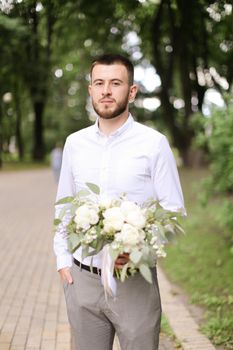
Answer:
[{"left": 0, "top": 0, "right": 232, "bottom": 349}]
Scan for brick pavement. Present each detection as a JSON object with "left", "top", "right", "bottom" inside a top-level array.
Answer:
[{"left": 0, "top": 169, "right": 215, "bottom": 350}]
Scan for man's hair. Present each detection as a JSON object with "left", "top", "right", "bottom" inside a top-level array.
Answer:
[{"left": 90, "top": 53, "right": 134, "bottom": 85}]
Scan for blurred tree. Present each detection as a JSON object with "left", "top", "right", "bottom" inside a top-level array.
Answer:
[
  {"left": 0, "top": 108, "right": 2, "bottom": 168},
  {"left": 0, "top": 0, "right": 128, "bottom": 161},
  {"left": 1, "top": 0, "right": 232, "bottom": 167},
  {"left": 44, "top": 0, "right": 130, "bottom": 146},
  {"left": 73, "top": 0, "right": 233, "bottom": 166},
  {"left": 195, "top": 95, "right": 233, "bottom": 238},
  {"left": 128, "top": 0, "right": 233, "bottom": 165},
  {"left": 0, "top": 14, "right": 28, "bottom": 166},
  {"left": 14, "top": 0, "right": 58, "bottom": 160}
]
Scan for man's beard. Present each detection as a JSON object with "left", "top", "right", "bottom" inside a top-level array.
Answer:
[{"left": 92, "top": 93, "right": 129, "bottom": 120}]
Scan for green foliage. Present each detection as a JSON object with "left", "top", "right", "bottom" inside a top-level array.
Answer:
[
  {"left": 130, "top": 249, "right": 143, "bottom": 264},
  {"left": 53, "top": 218, "right": 61, "bottom": 226},
  {"left": 86, "top": 182, "right": 100, "bottom": 195},
  {"left": 196, "top": 101, "right": 233, "bottom": 194},
  {"left": 195, "top": 98, "right": 233, "bottom": 234},
  {"left": 55, "top": 196, "right": 74, "bottom": 205},
  {"left": 219, "top": 200, "right": 233, "bottom": 230},
  {"left": 161, "top": 168, "right": 233, "bottom": 349},
  {"left": 1, "top": 0, "right": 233, "bottom": 167},
  {"left": 139, "top": 263, "right": 152, "bottom": 283},
  {"left": 160, "top": 315, "right": 182, "bottom": 348},
  {"left": 0, "top": 158, "right": 49, "bottom": 171},
  {"left": 68, "top": 232, "right": 82, "bottom": 253},
  {"left": 202, "top": 317, "right": 233, "bottom": 348}
]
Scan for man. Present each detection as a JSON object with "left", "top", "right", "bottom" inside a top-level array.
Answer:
[
  {"left": 50, "top": 142, "right": 63, "bottom": 183},
  {"left": 54, "top": 53, "right": 185, "bottom": 350}
]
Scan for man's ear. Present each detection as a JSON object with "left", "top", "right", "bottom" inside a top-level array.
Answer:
[
  {"left": 88, "top": 85, "right": 92, "bottom": 96},
  {"left": 129, "top": 84, "right": 138, "bottom": 103}
]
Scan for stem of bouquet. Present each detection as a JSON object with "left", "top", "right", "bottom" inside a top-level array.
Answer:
[{"left": 114, "top": 268, "right": 121, "bottom": 279}]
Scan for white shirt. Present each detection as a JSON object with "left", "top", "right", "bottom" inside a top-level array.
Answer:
[{"left": 54, "top": 114, "right": 185, "bottom": 270}]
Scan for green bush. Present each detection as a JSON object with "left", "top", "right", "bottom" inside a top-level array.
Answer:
[{"left": 195, "top": 97, "right": 233, "bottom": 233}]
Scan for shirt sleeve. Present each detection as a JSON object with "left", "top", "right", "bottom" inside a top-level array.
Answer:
[
  {"left": 53, "top": 138, "right": 75, "bottom": 270},
  {"left": 151, "top": 135, "right": 186, "bottom": 214}
]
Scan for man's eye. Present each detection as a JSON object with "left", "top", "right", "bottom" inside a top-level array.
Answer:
[
  {"left": 95, "top": 82, "right": 103, "bottom": 86},
  {"left": 112, "top": 82, "right": 120, "bottom": 86}
]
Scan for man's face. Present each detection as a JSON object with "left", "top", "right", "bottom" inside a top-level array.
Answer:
[{"left": 89, "top": 64, "right": 137, "bottom": 120}]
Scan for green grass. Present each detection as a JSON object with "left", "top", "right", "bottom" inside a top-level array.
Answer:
[
  {"left": 0, "top": 160, "right": 49, "bottom": 171},
  {"left": 161, "top": 168, "right": 233, "bottom": 349},
  {"left": 161, "top": 315, "right": 182, "bottom": 348}
]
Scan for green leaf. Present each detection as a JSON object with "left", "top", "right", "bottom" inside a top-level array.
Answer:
[
  {"left": 109, "top": 246, "right": 120, "bottom": 261},
  {"left": 67, "top": 221, "right": 76, "bottom": 235},
  {"left": 174, "top": 223, "right": 185, "bottom": 234},
  {"left": 86, "top": 182, "right": 100, "bottom": 195},
  {"left": 54, "top": 218, "right": 61, "bottom": 226},
  {"left": 81, "top": 245, "right": 90, "bottom": 259},
  {"left": 55, "top": 196, "right": 74, "bottom": 205},
  {"left": 154, "top": 208, "right": 166, "bottom": 220},
  {"left": 139, "top": 264, "right": 152, "bottom": 283},
  {"left": 70, "top": 205, "right": 78, "bottom": 216},
  {"left": 68, "top": 233, "right": 82, "bottom": 253},
  {"left": 77, "top": 189, "right": 90, "bottom": 197},
  {"left": 156, "top": 223, "right": 166, "bottom": 239},
  {"left": 85, "top": 248, "right": 99, "bottom": 257},
  {"left": 94, "top": 238, "right": 105, "bottom": 254},
  {"left": 88, "top": 239, "right": 105, "bottom": 256},
  {"left": 130, "top": 249, "right": 142, "bottom": 264},
  {"left": 58, "top": 205, "right": 69, "bottom": 220}
]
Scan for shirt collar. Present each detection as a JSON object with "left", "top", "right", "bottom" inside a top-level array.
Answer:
[{"left": 94, "top": 114, "right": 134, "bottom": 138}]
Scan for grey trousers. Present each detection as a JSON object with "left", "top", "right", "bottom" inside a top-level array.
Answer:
[{"left": 63, "top": 264, "right": 161, "bottom": 350}]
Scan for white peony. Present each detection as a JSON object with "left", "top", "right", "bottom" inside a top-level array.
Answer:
[
  {"left": 115, "top": 223, "right": 145, "bottom": 252},
  {"left": 74, "top": 204, "right": 99, "bottom": 231},
  {"left": 120, "top": 201, "right": 146, "bottom": 229},
  {"left": 103, "top": 207, "right": 125, "bottom": 233}
]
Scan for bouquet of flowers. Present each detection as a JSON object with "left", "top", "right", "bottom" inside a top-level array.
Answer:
[{"left": 54, "top": 183, "right": 185, "bottom": 295}]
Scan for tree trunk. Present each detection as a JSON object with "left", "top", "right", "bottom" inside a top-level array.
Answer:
[
  {"left": 28, "top": 2, "right": 55, "bottom": 162},
  {"left": 33, "top": 101, "right": 44, "bottom": 161},
  {"left": 150, "top": 0, "right": 202, "bottom": 167},
  {"left": 0, "top": 103, "right": 3, "bottom": 169},
  {"left": 14, "top": 85, "right": 24, "bottom": 160}
]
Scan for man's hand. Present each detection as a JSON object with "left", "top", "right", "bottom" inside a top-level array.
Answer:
[
  {"left": 59, "top": 267, "right": 73, "bottom": 284},
  {"left": 115, "top": 253, "right": 129, "bottom": 269}
]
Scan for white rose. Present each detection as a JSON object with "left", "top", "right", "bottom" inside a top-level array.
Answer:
[
  {"left": 103, "top": 207, "right": 124, "bottom": 233},
  {"left": 88, "top": 205, "right": 99, "bottom": 224},
  {"left": 120, "top": 201, "right": 146, "bottom": 229},
  {"left": 125, "top": 210, "right": 146, "bottom": 229},
  {"left": 116, "top": 223, "right": 145, "bottom": 252},
  {"left": 75, "top": 204, "right": 99, "bottom": 231}
]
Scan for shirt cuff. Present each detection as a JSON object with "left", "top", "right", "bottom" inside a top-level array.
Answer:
[{"left": 56, "top": 253, "right": 73, "bottom": 271}]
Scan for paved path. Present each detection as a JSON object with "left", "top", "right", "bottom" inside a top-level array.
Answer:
[
  {"left": 157, "top": 268, "right": 216, "bottom": 350},
  {"left": 0, "top": 169, "right": 215, "bottom": 350}
]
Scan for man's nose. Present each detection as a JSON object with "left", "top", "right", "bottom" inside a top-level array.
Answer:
[{"left": 102, "top": 82, "right": 112, "bottom": 95}]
